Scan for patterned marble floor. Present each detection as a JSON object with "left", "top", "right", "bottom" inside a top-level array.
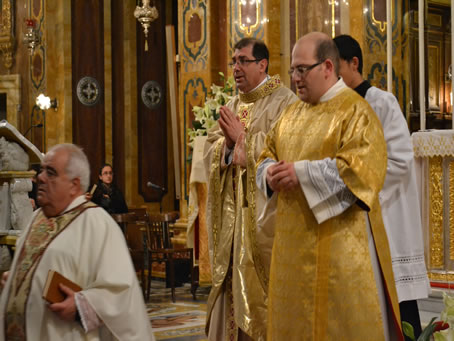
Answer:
[{"left": 147, "top": 281, "right": 210, "bottom": 341}]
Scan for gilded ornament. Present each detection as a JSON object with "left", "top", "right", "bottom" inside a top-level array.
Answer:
[
  {"left": 0, "top": 0, "right": 14, "bottom": 69},
  {"left": 429, "top": 156, "right": 444, "bottom": 268},
  {"left": 134, "top": 0, "right": 159, "bottom": 51}
]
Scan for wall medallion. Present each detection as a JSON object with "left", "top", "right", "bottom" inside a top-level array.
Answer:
[
  {"left": 141, "top": 80, "right": 162, "bottom": 109},
  {"left": 76, "top": 76, "right": 101, "bottom": 106}
]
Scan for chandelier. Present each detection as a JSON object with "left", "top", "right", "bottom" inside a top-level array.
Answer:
[{"left": 134, "top": 0, "right": 159, "bottom": 51}]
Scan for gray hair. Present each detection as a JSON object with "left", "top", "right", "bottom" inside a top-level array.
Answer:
[{"left": 47, "top": 143, "right": 90, "bottom": 192}]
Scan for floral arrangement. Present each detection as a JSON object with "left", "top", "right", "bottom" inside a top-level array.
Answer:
[
  {"left": 403, "top": 292, "right": 452, "bottom": 340},
  {"left": 187, "top": 72, "right": 234, "bottom": 149}
]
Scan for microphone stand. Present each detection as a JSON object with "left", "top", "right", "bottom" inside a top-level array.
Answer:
[
  {"left": 157, "top": 189, "right": 165, "bottom": 213},
  {"left": 147, "top": 182, "right": 166, "bottom": 212},
  {"left": 24, "top": 123, "right": 43, "bottom": 138}
]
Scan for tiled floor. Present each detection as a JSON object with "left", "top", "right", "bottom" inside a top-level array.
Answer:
[{"left": 148, "top": 281, "right": 210, "bottom": 341}]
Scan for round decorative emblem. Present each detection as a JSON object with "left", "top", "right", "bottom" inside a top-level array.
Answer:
[
  {"left": 141, "top": 81, "right": 162, "bottom": 109},
  {"left": 77, "top": 76, "right": 101, "bottom": 106}
]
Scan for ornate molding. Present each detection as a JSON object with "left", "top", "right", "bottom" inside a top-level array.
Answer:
[
  {"left": 0, "top": 0, "right": 15, "bottom": 69},
  {"left": 429, "top": 156, "right": 444, "bottom": 269}
]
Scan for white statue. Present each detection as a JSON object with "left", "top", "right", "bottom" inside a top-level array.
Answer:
[
  {"left": 0, "top": 121, "right": 43, "bottom": 271},
  {"left": 0, "top": 136, "right": 29, "bottom": 171}
]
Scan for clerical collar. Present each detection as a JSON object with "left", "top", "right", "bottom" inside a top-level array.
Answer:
[
  {"left": 354, "top": 80, "right": 372, "bottom": 98},
  {"left": 319, "top": 78, "right": 347, "bottom": 103},
  {"left": 239, "top": 75, "right": 282, "bottom": 103},
  {"left": 248, "top": 74, "right": 270, "bottom": 93}
]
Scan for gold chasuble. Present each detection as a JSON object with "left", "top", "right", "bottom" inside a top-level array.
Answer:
[
  {"left": 258, "top": 88, "right": 402, "bottom": 340},
  {"left": 204, "top": 75, "right": 298, "bottom": 341}
]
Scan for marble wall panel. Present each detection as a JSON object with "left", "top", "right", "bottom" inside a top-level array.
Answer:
[
  {"left": 363, "top": 0, "right": 409, "bottom": 112},
  {"left": 29, "top": 0, "right": 45, "bottom": 93},
  {"left": 45, "top": 0, "right": 73, "bottom": 148},
  {"left": 227, "top": 0, "right": 266, "bottom": 68},
  {"left": 179, "top": 0, "right": 210, "bottom": 207}
]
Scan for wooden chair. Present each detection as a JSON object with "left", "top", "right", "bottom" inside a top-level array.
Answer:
[
  {"left": 112, "top": 211, "right": 148, "bottom": 298},
  {"left": 111, "top": 212, "right": 137, "bottom": 233},
  {"left": 146, "top": 212, "right": 198, "bottom": 302},
  {"left": 127, "top": 207, "right": 148, "bottom": 220}
]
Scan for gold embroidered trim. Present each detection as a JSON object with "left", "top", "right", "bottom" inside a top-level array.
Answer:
[
  {"left": 225, "top": 268, "right": 238, "bottom": 341},
  {"left": 428, "top": 271, "right": 454, "bottom": 282},
  {"left": 239, "top": 75, "right": 282, "bottom": 104},
  {"left": 237, "top": 103, "right": 254, "bottom": 132},
  {"left": 450, "top": 160, "right": 454, "bottom": 260},
  {"left": 429, "top": 156, "right": 444, "bottom": 268},
  {"left": 208, "top": 139, "right": 224, "bottom": 272},
  {"left": 246, "top": 134, "right": 269, "bottom": 292}
]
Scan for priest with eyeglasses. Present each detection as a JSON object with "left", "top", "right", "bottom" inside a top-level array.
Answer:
[
  {"left": 203, "top": 37, "right": 297, "bottom": 341},
  {"left": 257, "top": 32, "right": 403, "bottom": 340}
]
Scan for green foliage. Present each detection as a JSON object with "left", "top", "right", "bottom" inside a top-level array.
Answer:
[
  {"left": 403, "top": 317, "right": 450, "bottom": 341},
  {"left": 402, "top": 321, "right": 416, "bottom": 341},
  {"left": 418, "top": 317, "right": 437, "bottom": 341}
]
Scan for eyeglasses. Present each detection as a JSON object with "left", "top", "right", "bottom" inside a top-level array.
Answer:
[
  {"left": 228, "top": 58, "right": 262, "bottom": 68},
  {"left": 288, "top": 61, "right": 324, "bottom": 77}
]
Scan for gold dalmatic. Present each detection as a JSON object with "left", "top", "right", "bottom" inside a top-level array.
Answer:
[
  {"left": 4, "top": 202, "right": 96, "bottom": 340},
  {"left": 258, "top": 89, "right": 402, "bottom": 340},
  {"left": 205, "top": 75, "right": 297, "bottom": 341}
]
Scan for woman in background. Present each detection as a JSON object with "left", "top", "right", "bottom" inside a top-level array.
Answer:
[{"left": 88, "top": 163, "right": 128, "bottom": 214}]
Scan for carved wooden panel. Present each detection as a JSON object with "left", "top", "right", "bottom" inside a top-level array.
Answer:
[
  {"left": 137, "top": 0, "right": 167, "bottom": 202},
  {"left": 71, "top": 0, "right": 105, "bottom": 186}
]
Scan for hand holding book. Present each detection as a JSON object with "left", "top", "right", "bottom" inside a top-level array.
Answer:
[{"left": 42, "top": 270, "right": 82, "bottom": 304}]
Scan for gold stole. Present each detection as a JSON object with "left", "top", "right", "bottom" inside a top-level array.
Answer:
[{"left": 4, "top": 201, "right": 96, "bottom": 340}]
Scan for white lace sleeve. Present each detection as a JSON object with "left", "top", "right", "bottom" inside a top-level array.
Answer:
[
  {"left": 295, "top": 158, "right": 357, "bottom": 224},
  {"left": 256, "top": 158, "right": 277, "bottom": 198},
  {"left": 75, "top": 292, "right": 103, "bottom": 333}
]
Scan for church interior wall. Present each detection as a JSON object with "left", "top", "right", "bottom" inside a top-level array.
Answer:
[
  {"left": 0, "top": 0, "right": 179, "bottom": 214},
  {"left": 0, "top": 0, "right": 452, "bottom": 219}
]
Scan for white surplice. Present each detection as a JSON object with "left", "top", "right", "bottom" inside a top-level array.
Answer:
[
  {"left": 0, "top": 195, "right": 154, "bottom": 341},
  {"left": 366, "top": 86, "right": 430, "bottom": 302}
]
